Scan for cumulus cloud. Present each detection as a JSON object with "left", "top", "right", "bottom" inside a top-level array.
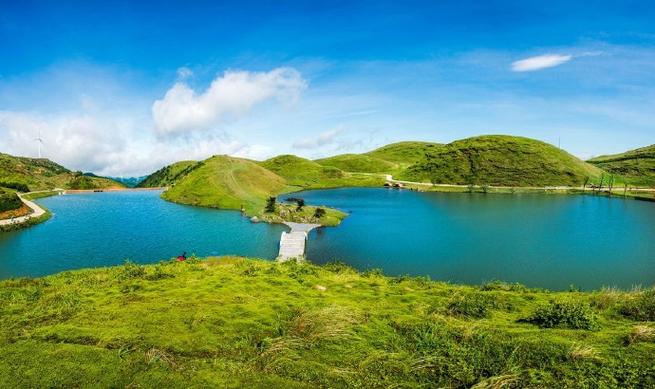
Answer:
[
  {"left": 152, "top": 67, "right": 307, "bottom": 136},
  {"left": 511, "top": 54, "right": 572, "bottom": 72},
  {"left": 0, "top": 110, "right": 275, "bottom": 177},
  {"left": 176, "top": 66, "right": 193, "bottom": 79},
  {"left": 292, "top": 127, "right": 344, "bottom": 149}
]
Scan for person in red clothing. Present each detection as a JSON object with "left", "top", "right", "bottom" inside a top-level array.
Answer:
[{"left": 177, "top": 251, "right": 187, "bottom": 261}]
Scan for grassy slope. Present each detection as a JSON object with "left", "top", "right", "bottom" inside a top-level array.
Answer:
[
  {"left": 365, "top": 141, "right": 443, "bottom": 168},
  {"left": 588, "top": 145, "right": 655, "bottom": 186},
  {"left": 163, "top": 155, "right": 288, "bottom": 214},
  {"left": 137, "top": 160, "right": 199, "bottom": 188},
  {"left": 0, "top": 153, "right": 124, "bottom": 191},
  {"left": 1, "top": 257, "right": 653, "bottom": 388},
  {"left": 315, "top": 154, "right": 399, "bottom": 174},
  {"left": 261, "top": 155, "right": 383, "bottom": 188},
  {"left": 400, "top": 135, "right": 604, "bottom": 186}
]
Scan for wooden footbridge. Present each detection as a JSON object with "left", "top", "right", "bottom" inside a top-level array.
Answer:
[{"left": 277, "top": 222, "right": 321, "bottom": 262}]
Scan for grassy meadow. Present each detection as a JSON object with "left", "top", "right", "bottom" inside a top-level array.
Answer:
[{"left": 1, "top": 257, "right": 653, "bottom": 388}]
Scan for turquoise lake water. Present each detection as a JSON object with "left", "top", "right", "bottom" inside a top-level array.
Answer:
[{"left": 1, "top": 188, "right": 654, "bottom": 290}]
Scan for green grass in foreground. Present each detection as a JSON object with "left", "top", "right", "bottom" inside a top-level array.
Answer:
[{"left": 1, "top": 257, "right": 653, "bottom": 388}]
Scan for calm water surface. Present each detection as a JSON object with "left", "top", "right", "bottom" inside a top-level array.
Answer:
[
  {"left": 1, "top": 188, "right": 654, "bottom": 290},
  {"left": 295, "top": 188, "right": 655, "bottom": 290},
  {"left": 0, "top": 191, "right": 285, "bottom": 279}
]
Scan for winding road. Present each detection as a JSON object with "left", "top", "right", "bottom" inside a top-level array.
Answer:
[{"left": 0, "top": 190, "right": 59, "bottom": 227}]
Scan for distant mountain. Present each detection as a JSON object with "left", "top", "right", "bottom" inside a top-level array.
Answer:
[
  {"left": 0, "top": 153, "right": 125, "bottom": 192},
  {"left": 588, "top": 144, "right": 655, "bottom": 186},
  {"left": 108, "top": 176, "right": 147, "bottom": 188}
]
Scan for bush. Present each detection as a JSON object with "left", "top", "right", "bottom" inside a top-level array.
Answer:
[
  {"left": 0, "top": 181, "right": 30, "bottom": 192},
  {"left": 523, "top": 301, "right": 598, "bottom": 330},
  {"left": 0, "top": 188, "right": 23, "bottom": 212},
  {"left": 620, "top": 289, "right": 655, "bottom": 321},
  {"left": 447, "top": 293, "right": 494, "bottom": 318},
  {"left": 117, "top": 261, "right": 145, "bottom": 280}
]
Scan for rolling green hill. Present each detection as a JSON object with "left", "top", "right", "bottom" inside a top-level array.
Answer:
[
  {"left": 1, "top": 257, "right": 653, "bottom": 387},
  {"left": 0, "top": 153, "right": 124, "bottom": 191},
  {"left": 314, "top": 153, "right": 399, "bottom": 173},
  {"left": 261, "top": 155, "right": 383, "bottom": 188},
  {"left": 399, "top": 135, "right": 603, "bottom": 186},
  {"left": 588, "top": 145, "right": 655, "bottom": 186},
  {"left": 261, "top": 155, "right": 345, "bottom": 187},
  {"left": 162, "top": 155, "right": 288, "bottom": 213},
  {"left": 137, "top": 161, "right": 200, "bottom": 188},
  {"left": 365, "top": 141, "right": 443, "bottom": 167}
]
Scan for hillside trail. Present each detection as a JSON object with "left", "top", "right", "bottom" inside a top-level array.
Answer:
[{"left": 0, "top": 189, "right": 59, "bottom": 226}]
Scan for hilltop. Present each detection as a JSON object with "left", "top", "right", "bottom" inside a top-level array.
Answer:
[
  {"left": 364, "top": 140, "right": 442, "bottom": 167},
  {"left": 399, "top": 135, "right": 603, "bottom": 186},
  {"left": 1, "top": 257, "right": 653, "bottom": 387},
  {"left": 162, "top": 155, "right": 288, "bottom": 213},
  {"left": 588, "top": 144, "right": 655, "bottom": 186},
  {"left": 314, "top": 153, "right": 399, "bottom": 174},
  {"left": 136, "top": 161, "right": 200, "bottom": 188},
  {"left": 0, "top": 153, "right": 124, "bottom": 192},
  {"left": 261, "top": 154, "right": 383, "bottom": 188}
]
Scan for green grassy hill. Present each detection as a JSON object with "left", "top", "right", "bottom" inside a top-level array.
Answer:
[
  {"left": 399, "top": 135, "right": 604, "bottom": 186},
  {"left": 1, "top": 257, "right": 653, "bottom": 387},
  {"left": 163, "top": 155, "right": 288, "bottom": 213},
  {"left": 365, "top": 141, "right": 443, "bottom": 167},
  {"left": 261, "top": 155, "right": 383, "bottom": 188},
  {"left": 588, "top": 145, "right": 655, "bottom": 186},
  {"left": 0, "top": 153, "right": 124, "bottom": 191},
  {"left": 261, "top": 155, "right": 346, "bottom": 187},
  {"left": 315, "top": 153, "right": 399, "bottom": 173},
  {"left": 137, "top": 161, "right": 200, "bottom": 188}
]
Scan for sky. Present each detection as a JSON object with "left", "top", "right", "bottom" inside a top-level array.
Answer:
[{"left": 1, "top": 1, "right": 654, "bottom": 177}]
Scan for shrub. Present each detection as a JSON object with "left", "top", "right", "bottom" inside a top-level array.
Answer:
[
  {"left": 265, "top": 197, "right": 276, "bottom": 212},
  {"left": 625, "top": 325, "right": 655, "bottom": 345},
  {"left": 620, "top": 289, "right": 655, "bottom": 321},
  {"left": 323, "top": 261, "right": 355, "bottom": 274},
  {"left": 447, "top": 293, "right": 494, "bottom": 319},
  {"left": 479, "top": 280, "right": 528, "bottom": 292},
  {"left": 0, "top": 188, "right": 23, "bottom": 212},
  {"left": 313, "top": 207, "right": 326, "bottom": 219},
  {"left": 522, "top": 301, "right": 598, "bottom": 330},
  {"left": 117, "top": 261, "right": 145, "bottom": 280},
  {"left": 0, "top": 181, "right": 30, "bottom": 192}
]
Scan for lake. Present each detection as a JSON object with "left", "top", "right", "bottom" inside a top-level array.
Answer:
[
  {"left": 0, "top": 191, "right": 285, "bottom": 279},
  {"left": 1, "top": 188, "right": 653, "bottom": 289}
]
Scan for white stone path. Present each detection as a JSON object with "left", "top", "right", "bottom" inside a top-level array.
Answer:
[{"left": 276, "top": 222, "right": 321, "bottom": 262}]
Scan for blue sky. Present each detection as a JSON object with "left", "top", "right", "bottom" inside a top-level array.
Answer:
[{"left": 1, "top": 1, "right": 654, "bottom": 176}]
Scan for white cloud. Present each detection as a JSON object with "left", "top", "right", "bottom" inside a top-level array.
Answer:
[
  {"left": 176, "top": 66, "right": 193, "bottom": 79},
  {"left": 0, "top": 110, "right": 275, "bottom": 177},
  {"left": 152, "top": 67, "right": 307, "bottom": 136},
  {"left": 292, "top": 127, "right": 344, "bottom": 149},
  {"left": 511, "top": 54, "right": 572, "bottom": 72}
]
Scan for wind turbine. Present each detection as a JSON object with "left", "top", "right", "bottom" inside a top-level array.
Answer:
[{"left": 35, "top": 131, "right": 43, "bottom": 158}]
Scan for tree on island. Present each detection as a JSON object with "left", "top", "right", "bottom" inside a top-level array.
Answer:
[
  {"left": 265, "top": 197, "right": 276, "bottom": 213},
  {"left": 313, "top": 207, "right": 326, "bottom": 220},
  {"left": 296, "top": 198, "right": 305, "bottom": 211}
]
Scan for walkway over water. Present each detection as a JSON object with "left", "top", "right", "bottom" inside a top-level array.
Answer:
[{"left": 277, "top": 222, "right": 321, "bottom": 262}]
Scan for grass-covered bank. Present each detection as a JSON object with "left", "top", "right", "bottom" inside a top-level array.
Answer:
[
  {"left": 0, "top": 191, "right": 58, "bottom": 232},
  {"left": 1, "top": 257, "right": 653, "bottom": 388}
]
